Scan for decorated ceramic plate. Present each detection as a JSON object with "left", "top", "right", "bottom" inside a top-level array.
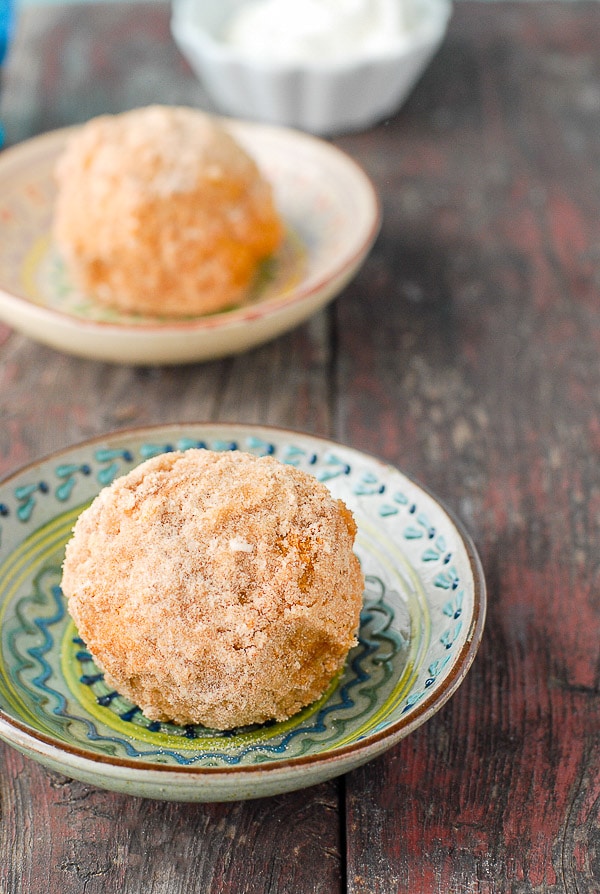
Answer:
[
  {"left": 0, "top": 121, "right": 379, "bottom": 365},
  {"left": 0, "top": 424, "right": 485, "bottom": 801}
]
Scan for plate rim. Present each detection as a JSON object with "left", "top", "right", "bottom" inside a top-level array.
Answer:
[
  {"left": 0, "top": 422, "right": 486, "bottom": 783},
  {"left": 0, "top": 120, "right": 381, "bottom": 335}
]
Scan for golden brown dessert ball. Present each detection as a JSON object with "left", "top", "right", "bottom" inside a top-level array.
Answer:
[
  {"left": 52, "top": 105, "right": 283, "bottom": 317},
  {"left": 61, "top": 449, "right": 364, "bottom": 730}
]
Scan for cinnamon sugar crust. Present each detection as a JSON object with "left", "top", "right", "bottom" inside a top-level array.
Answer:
[
  {"left": 61, "top": 449, "right": 364, "bottom": 729},
  {"left": 52, "top": 106, "right": 283, "bottom": 317}
]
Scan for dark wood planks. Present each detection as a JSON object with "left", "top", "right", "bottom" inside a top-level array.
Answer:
[
  {"left": 336, "top": 4, "right": 600, "bottom": 891},
  {"left": 1, "top": 3, "right": 600, "bottom": 892},
  {"left": 2, "top": 745, "right": 342, "bottom": 894}
]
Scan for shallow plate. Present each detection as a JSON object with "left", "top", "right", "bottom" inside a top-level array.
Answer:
[
  {"left": 0, "top": 424, "right": 485, "bottom": 801},
  {"left": 0, "top": 121, "right": 380, "bottom": 364}
]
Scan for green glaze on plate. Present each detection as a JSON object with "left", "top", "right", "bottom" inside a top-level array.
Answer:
[{"left": 0, "top": 424, "right": 486, "bottom": 801}]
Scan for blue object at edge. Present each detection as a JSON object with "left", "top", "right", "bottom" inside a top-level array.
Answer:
[
  {"left": 0, "top": 0, "right": 14, "bottom": 148},
  {"left": 0, "top": 0, "right": 14, "bottom": 64}
]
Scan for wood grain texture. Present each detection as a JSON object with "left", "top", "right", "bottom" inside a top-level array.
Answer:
[
  {"left": 336, "top": 4, "right": 600, "bottom": 892},
  {"left": 1, "top": 2, "right": 599, "bottom": 892},
  {"left": 1, "top": 749, "right": 342, "bottom": 894}
]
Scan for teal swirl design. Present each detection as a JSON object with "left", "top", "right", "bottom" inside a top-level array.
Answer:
[{"left": 3, "top": 546, "right": 410, "bottom": 766}]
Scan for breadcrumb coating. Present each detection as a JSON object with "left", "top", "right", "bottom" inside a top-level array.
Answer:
[
  {"left": 61, "top": 449, "right": 364, "bottom": 729},
  {"left": 52, "top": 106, "right": 283, "bottom": 316}
]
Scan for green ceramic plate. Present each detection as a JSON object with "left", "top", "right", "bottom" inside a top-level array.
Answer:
[{"left": 0, "top": 424, "right": 486, "bottom": 801}]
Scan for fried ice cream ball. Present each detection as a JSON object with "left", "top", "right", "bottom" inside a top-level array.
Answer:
[
  {"left": 52, "top": 105, "right": 283, "bottom": 316},
  {"left": 61, "top": 449, "right": 364, "bottom": 730}
]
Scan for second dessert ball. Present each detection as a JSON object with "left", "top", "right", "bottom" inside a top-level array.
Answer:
[
  {"left": 52, "top": 105, "right": 283, "bottom": 317},
  {"left": 61, "top": 449, "right": 364, "bottom": 730}
]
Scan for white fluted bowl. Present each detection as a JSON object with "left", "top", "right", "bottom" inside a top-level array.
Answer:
[{"left": 171, "top": 0, "right": 452, "bottom": 136}]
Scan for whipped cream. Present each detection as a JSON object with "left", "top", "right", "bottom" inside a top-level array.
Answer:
[{"left": 221, "top": 0, "right": 416, "bottom": 63}]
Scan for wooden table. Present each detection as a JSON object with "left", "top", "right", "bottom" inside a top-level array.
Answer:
[{"left": 1, "top": 3, "right": 599, "bottom": 891}]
